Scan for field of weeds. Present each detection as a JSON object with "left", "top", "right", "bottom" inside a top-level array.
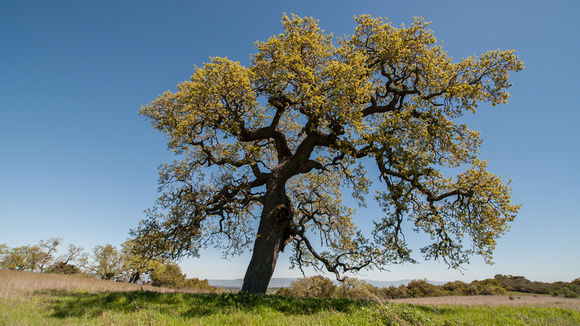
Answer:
[{"left": 1, "top": 270, "right": 579, "bottom": 325}]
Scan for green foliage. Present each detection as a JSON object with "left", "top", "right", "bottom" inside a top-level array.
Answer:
[
  {"left": 494, "top": 274, "right": 580, "bottom": 297},
  {"left": 276, "top": 275, "right": 337, "bottom": 298},
  {"left": 0, "top": 245, "right": 44, "bottom": 271},
  {"left": 406, "top": 279, "right": 445, "bottom": 298},
  {"left": 0, "top": 243, "right": 8, "bottom": 256},
  {"left": 92, "top": 244, "right": 122, "bottom": 280},
  {"left": 561, "top": 287, "right": 579, "bottom": 299},
  {"left": 37, "top": 238, "right": 62, "bottom": 272},
  {"left": 137, "top": 14, "right": 523, "bottom": 292},
  {"left": 120, "top": 237, "right": 168, "bottom": 283},
  {"left": 46, "top": 262, "right": 81, "bottom": 275},
  {"left": 442, "top": 281, "right": 470, "bottom": 295},
  {"left": 149, "top": 262, "right": 219, "bottom": 293},
  {"left": 149, "top": 262, "right": 186, "bottom": 288},
  {"left": 336, "top": 278, "right": 377, "bottom": 300},
  {"left": 468, "top": 279, "right": 508, "bottom": 295},
  {"left": 378, "top": 285, "right": 410, "bottom": 299},
  {"left": 183, "top": 278, "right": 220, "bottom": 293}
]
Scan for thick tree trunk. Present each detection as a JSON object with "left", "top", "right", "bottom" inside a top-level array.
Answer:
[
  {"left": 129, "top": 271, "right": 140, "bottom": 283},
  {"left": 241, "top": 184, "right": 293, "bottom": 294}
]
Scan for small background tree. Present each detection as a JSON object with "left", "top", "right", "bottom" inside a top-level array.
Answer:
[{"left": 92, "top": 244, "right": 122, "bottom": 280}]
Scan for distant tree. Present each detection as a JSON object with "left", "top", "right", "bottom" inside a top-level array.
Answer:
[
  {"left": 183, "top": 278, "right": 220, "bottom": 293},
  {"left": 92, "top": 244, "right": 122, "bottom": 280},
  {"left": 469, "top": 278, "right": 507, "bottom": 295},
  {"left": 0, "top": 245, "right": 44, "bottom": 271},
  {"left": 0, "top": 244, "right": 8, "bottom": 260},
  {"left": 406, "top": 279, "right": 444, "bottom": 297},
  {"left": 58, "top": 244, "right": 84, "bottom": 266},
  {"left": 561, "top": 287, "right": 579, "bottom": 299},
  {"left": 74, "top": 251, "right": 92, "bottom": 275},
  {"left": 46, "top": 261, "right": 81, "bottom": 275},
  {"left": 38, "top": 238, "right": 62, "bottom": 272},
  {"left": 147, "top": 261, "right": 217, "bottom": 292},
  {"left": 121, "top": 233, "right": 171, "bottom": 283},
  {"left": 0, "top": 244, "right": 11, "bottom": 270},
  {"left": 442, "top": 280, "right": 471, "bottom": 295},
  {"left": 494, "top": 274, "right": 533, "bottom": 293},
  {"left": 149, "top": 262, "right": 186, "bottom": 288},
  {"left": 378, "top": 285, "right": 409, "bottom": 299},
  {"left": 137, "top": 14, "right": 523, "bottom": 294}
]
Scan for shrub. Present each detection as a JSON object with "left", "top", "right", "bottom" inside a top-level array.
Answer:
[
  {"left": 406, "top": 279, "right": 444, "bottom": 298},
  {"left": 562, "top": 287, "right": 579, "bottom": 299},
  {"left": 469, "top": 279, "right": 507, "bottom": 295},
  {"left": 150, "top": 262, "right": 186, "bottom": 288},
  {"left": 46, "top": 262, "right": 81, "bottom": 275},
  {"left": 442, "top": 281, "right": 470, "bottom": 296},
  {"left": 277, "top": 275, "right": 336, "bottom": 298},
  {"left": 377, "top": 284, "right": 410, "bottom": 299},
  {"left": 183, "top": 278, "right": 220, "bottom": 293},
  {"left": 336, "top": 278, "right": 376, "bottom": 300}
]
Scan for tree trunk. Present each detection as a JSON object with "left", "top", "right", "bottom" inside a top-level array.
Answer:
[
  {"left": 129, "top": 271, "right": 140, "bottom": 283},
  {"left": 241, "top": 184, "right": 293, "bottom": 294}
]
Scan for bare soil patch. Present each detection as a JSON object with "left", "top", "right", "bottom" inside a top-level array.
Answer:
[{"left": 390, "top": 295, "right": 580, "bottom": 310}]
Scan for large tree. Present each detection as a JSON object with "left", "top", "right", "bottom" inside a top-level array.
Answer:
[{"left": 137, "top": 14, "right": 523, "bottom": 294}]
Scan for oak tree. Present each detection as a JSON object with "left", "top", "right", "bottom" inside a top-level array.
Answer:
[
  {"left": 38, "top": 237, "right": 62, "bottom": 272},
  {"left": 121, "top": 236, "right": 168, "bottom": 283},
  {"left": 137, "top": 14, "right": 523, "bottom": 294},
  {"left": 92, "top": 244, "right": 122, "bottom": 280}
]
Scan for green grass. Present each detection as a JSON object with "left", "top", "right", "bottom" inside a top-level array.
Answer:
[
  {"left": 1, "top": 270, "right": 579, "bottom": 325},
  {"left": 2, "top": 290, "right": 580, "bottom": 325}
]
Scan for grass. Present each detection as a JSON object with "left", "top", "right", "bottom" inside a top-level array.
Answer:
[{"left": 1, "top": 270, "right": 580, "bottom": 325}]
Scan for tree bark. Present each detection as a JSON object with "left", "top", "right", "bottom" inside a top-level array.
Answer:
[
  {"left": 241, "top": 183, "right": 293, "bottom": 294},
  {"left": 129, "top": 271, "right": 140, "bottom": 283}
]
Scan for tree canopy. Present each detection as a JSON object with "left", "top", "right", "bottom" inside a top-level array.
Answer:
[{"left": 136, "top": 14, "right": 523, "bottom": 294}]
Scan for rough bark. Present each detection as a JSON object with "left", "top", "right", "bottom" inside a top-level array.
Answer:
[
  {"left": 241, "top": 181, "right": 294, "bottom": 294},
  {"left": 129, "top": 271, "right": 140, "bottom": 283}
]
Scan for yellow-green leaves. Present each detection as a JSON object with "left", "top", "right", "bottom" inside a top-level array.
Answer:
[{"left": 139, "top": 14, "right": 522, "bottom": 279}]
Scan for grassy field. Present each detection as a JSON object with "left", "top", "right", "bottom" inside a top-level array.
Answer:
[{"left": 1, "top": 270, "right": 579, "bottom": 325}]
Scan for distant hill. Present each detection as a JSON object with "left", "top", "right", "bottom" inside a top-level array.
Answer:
[{"left": 208, "top": 278, "right": 446, "bottom": 289}]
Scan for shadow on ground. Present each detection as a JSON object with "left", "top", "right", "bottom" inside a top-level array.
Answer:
[{"left": 42, "top": 290, "right": 373, "bottom": 319}]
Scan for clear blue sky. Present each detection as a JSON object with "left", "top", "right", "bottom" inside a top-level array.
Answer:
[{"left": 1, "top": 0, "right": 578, "bottom": 283}]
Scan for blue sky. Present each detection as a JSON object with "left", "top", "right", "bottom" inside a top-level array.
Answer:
[{"left": 1, "top": 1, "right": 578, "bottom": 283}]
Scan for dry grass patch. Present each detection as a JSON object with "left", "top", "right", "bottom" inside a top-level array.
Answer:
[
  {"left": 0, "top": 270, "right": 174, "bottom": 298},
  {"left": 390, "top": 294, "right": 580, "bottom": 310}
]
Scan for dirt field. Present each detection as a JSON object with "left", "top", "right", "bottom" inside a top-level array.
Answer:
[{"left": 390, "top": 294, "right": 580, "bottom": 310}]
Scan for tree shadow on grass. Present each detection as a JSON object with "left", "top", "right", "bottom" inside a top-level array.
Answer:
[{"left": 42, "top": 290, "right": 374, "bottom": 319}]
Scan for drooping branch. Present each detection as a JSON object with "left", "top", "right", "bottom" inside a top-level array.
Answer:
[
  {"left": 138, "top": 14, "right": 522, "bottom": 293},
  {"left": 292, "top": 223, "right": 375, "bottom": 281}
]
